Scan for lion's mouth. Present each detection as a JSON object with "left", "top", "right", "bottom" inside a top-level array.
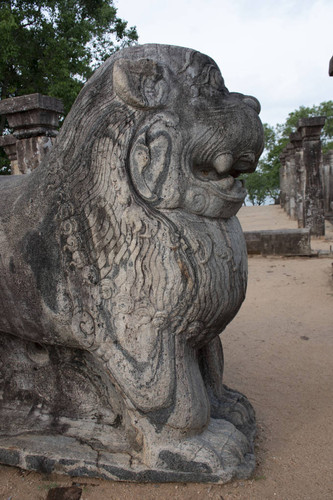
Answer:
[
  {"left": 191, "top": 152, "right": 257, "bottom": 204},
  {"left": 192, "top": 152, "right": 256, "bottom": 184}
]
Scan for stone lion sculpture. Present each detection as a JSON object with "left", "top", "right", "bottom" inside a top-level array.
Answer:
[{"left": 0, "top": 44, "right": 264, "bottom": 482}]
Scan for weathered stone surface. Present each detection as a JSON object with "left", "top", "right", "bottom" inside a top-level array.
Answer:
[{"left": 0, "top": 44, "right": 264, "bottom": 482}]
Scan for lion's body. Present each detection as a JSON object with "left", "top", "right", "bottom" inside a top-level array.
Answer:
[{"left": 0, "top": 44, "right": 264, "bottom": 481}]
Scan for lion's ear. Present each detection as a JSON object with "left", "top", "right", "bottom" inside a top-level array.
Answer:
[{"left": 113, "top": 58, "right": 169, "bottom": 109}]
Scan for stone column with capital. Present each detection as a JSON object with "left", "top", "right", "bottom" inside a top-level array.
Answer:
[
  {"left": 297, "top": 117, "right": 326, "bottom": 236},
  {"left": 0, "top": 93, "right": 63, "bottom": 174},
  {"left": 280, "top": 143, "right": 295, "bottom": 217}
]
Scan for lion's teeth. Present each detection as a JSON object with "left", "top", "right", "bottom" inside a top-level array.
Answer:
[{"left": 212, "top": 154, "right": 234, "bottom": 175}]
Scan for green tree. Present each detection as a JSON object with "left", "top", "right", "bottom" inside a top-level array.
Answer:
[
  {"left": 0, "top": 0, "right": 138, "bottom": 173},
  {"left": 243, "top": 101, "right": 333, "bottom": 205}
]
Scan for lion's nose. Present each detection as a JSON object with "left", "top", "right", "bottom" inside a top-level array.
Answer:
[
  {"left": 213, "top": 153, "right": 257, "bottom": 178},
  {"left": 229, "top": 92, "right": 261, "bottom": 114},
  {"left": 242, "top": 96, "right": 261, "bottom": 114}
]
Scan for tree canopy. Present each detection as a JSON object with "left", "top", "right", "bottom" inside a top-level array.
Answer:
[
  {"left": 243, "top": 101, "right": 333, "bottom": 205},
  {"left": 0, "top": 1, "right": 137, "bottom": 117},
  {"left": 0, "top": 0, "right": 138, "bottom": 173}
]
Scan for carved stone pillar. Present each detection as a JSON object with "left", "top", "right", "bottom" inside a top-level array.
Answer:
[
  {"left": 298, "top": 117, "right": 326, "bottom": 236},
  {"left": 287, "top": 142, "right": 297, "bottom": 219},
  {"left": 279, "top": 149, "right": 287, "bottom": 209},
  {"left": 322, "top": 150, "right": 333, "bottom": 218},
  {"left": 283, "top": 143, "right": 294, "bottom": 217},
  {"left": 289, "top": 132, "right": 303, "bottom": 228},
  {"left": 0, "top": 94, "right": 63, "bottom": 174}
]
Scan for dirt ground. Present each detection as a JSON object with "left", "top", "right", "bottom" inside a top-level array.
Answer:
[{"left": 1, "top": 253, "right": 332, "bottom": 500}]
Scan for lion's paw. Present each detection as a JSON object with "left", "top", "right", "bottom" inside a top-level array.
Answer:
[
  {"left": 210, "top": 385, "right": 256, "bottom": 441},
  {"left": 144, "top": 419, "right": 255, "bottom": 481}
]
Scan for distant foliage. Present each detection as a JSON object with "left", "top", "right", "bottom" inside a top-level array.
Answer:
[
  {"left": 0, "top": 149, "right": 10, "bottom": 175},
  {"left": 242, "top": 101, "right": 333, "bottom": 205}
]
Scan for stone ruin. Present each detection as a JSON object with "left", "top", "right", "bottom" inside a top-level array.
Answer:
[
  {"left": 279, "top": 117, "right": 333, "bottom": 236},
  {"left": 0, "top": 93, "right": 64, "bottom": 174},
  {"left": 0, "top": 44, "right": 264, "bottom": 483}
]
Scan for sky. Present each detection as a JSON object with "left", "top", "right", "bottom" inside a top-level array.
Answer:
[{"left": 116, "top": 0, "right": 333, "bottom": 127}]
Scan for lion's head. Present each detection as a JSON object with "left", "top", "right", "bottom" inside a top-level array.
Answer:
[
  {"left": 117, "top": 48, "right": 264, "bottom": 219},
  {"left": 52, "top": 44, "right": 264, "bottom": 220}
]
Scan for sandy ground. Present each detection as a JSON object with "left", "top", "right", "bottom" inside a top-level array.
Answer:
[
  {"left": 1, "top": 207, "right": 332, "bottom": 500},
  {"left": 238, "top": 205, "right": 300, "bottom": 231}
]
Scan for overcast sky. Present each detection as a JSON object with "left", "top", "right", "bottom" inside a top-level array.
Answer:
[{"left": 116, "top": 0, "right": 333, "bottom": 127}]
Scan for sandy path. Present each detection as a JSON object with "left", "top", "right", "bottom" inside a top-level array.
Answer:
[
  {"left": 238, "top": 205, "right": 299, "bottom": 231},
  {"left": 1, "top": 254, "right": 332, "bottom": 500}
]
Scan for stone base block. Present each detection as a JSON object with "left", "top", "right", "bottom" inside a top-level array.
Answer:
[
  {"left": 0, "top": 430, "right": 255, "bottom": 483},
  {"left": 0, "top": 333, "right": 256, "bottom": 484},
  {"left": 244, "top": 229, "right": 311, "bottom": 256}
]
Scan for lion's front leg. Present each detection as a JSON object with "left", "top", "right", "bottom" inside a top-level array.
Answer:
[
  {"left": 199, "top": 336, "right": 256, "bottom": 440},
  {"left": 123, "top": 334, "right": 255, "bottom": 481}
]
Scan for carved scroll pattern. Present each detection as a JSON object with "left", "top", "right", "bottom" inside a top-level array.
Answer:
[{"left": 54, "top": 110, "right": 199, "bottom": 411}]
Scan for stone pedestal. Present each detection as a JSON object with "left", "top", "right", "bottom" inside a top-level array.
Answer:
[{"left": 0, "top": 93, "right": 63, "bottom": 174}]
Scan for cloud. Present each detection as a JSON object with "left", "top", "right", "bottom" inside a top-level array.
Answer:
[{"left": 116, "top": 0, "right": 333, "bottom": 124}]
